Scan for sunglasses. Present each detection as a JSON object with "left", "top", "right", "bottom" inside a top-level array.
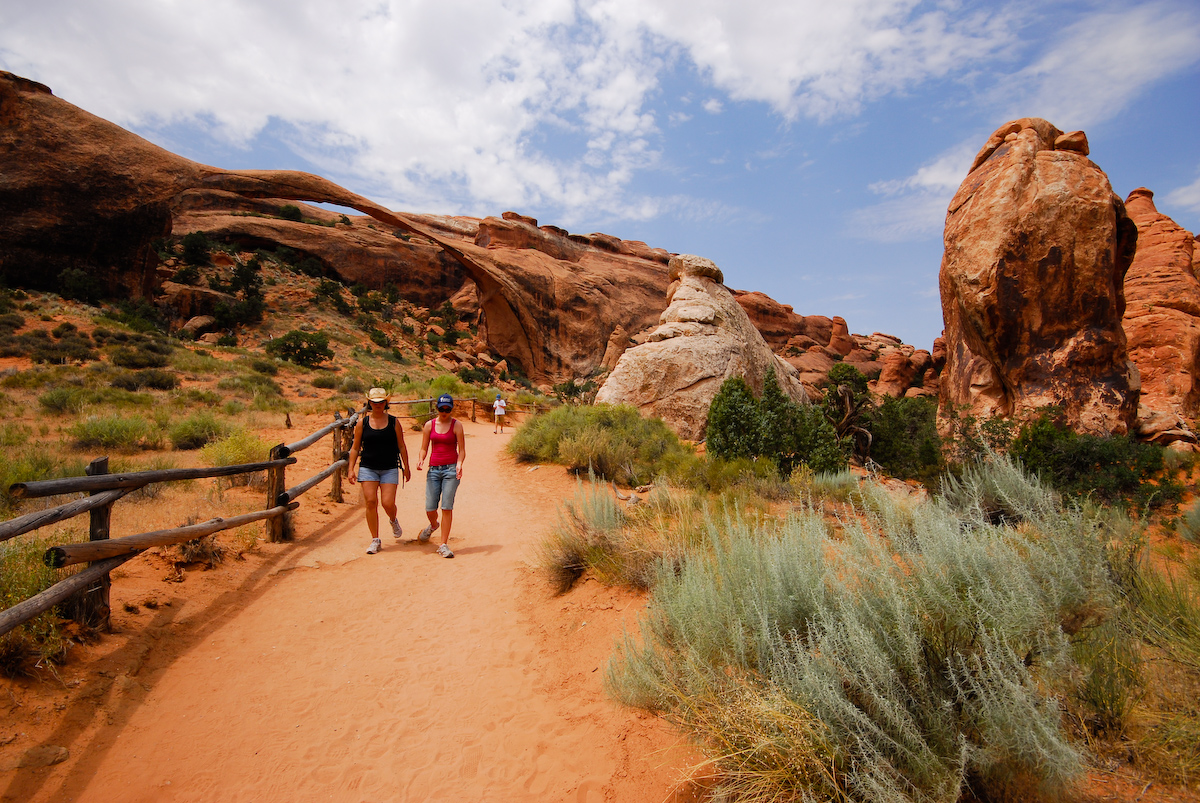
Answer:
[{"left": 437, "top": 405, "right": 452, "bottom": 412}]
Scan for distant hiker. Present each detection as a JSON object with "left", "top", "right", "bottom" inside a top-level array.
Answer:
[
  {"left": 492, "top": 393, "right": 507, "bottom": 434},
  {"left": 416, "top": 393, "right": 465, "bottom": 558},
  {"left": 347, "top": 387, "right": 411, "bottom": 555}
]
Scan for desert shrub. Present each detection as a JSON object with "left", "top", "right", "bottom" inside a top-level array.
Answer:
[
  {"left": 266, "top": 330, "right": 333, "bottom": 368},
  {"left": 201, "top": 429, "right": 271, "bottom": 487},
  {"left": 0, "top": 312, "right": 25, "bottom": 331},
  {"left": 249, "top": 357, "right": 278, "bottom": 376},
  {"left": 169, "top": 412, "right": 226, "bottom": 450},
  {"left": 865, "top": 395, "right": 944, "bottom": 483},
  {"left": 367, "top": 328, "right": 390, "bottom": 347},
  {"left": 339, "top": 376, "right": 366, "bottom": 395},
  {"left": 277, "top": 204, "right": 303, "bottom": 222},
  {"left": 509, "top": 403, "right": 690, "bottom": 486},
  {"left": 0, "top": 439, "right": 86, "bottom": 516},
  {"left": 0, "top": 532, "right": 77, "bottom": 677},
  {"left": 607, "top": 458, "right": 1117, "bottom": 802},
  {"left": 458, "top": 366, "right": 492, "bottom": 385},
  {"left": 110, "top": 345, "right": 169, "bottom": 369},
  {"left": 39, "top": 386, "right": 102, "bottom": 414},
  {"left": 1179, "top": 500, "right": 1200, "bottom": 544},
  {"left": 213, "top": 297, "right": 265, "bottom": 329},
  {"left": 707, "top": 372, "right": 844, "bottom": 475},
  {"left": 111, "top": 368, "right": 179, "bottom": 391},
  {"left": 172, "top": 264, "right": 201, "bottom": 285},
  {"left": 181, "top": 231, "right": 212, "bottom": 265},
  {"left": 705, "top": 377, "right": 760, "bottom": 459},
  {"left": 311, "top": 372, "right": 339, "bottom": 389},
  {"left": 69, "top": 414, "right": 156, "bottom": 451},
  {"left": 50, "top": 321, "right": 77, "bottom": 338},
  {"left": 1011, "top": 412, "right": 1182, "bottom": 510}
]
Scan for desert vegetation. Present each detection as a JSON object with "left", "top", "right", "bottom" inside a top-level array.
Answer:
[{"left": 513, "top": 378, "right": 1200, "bottom": 800}]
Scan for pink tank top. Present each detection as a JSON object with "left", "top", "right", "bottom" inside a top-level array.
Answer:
[{"left": 429, "top": 418, "right": 458, "bottom": 466}]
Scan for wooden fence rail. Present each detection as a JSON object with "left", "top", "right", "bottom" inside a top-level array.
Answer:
[{"left": 1, "top": 410, "right": 358, "bottom": 640}]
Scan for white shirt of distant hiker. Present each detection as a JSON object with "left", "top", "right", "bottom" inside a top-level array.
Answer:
[{"left": 493, "top": 397, "right": 506, "bottom": 416}]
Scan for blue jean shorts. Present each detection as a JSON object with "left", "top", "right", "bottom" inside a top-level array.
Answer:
[
  {"left": 358, "top": 466, "right": 400, "bottom": 484},
  {"left": 425, "top": 464, "right": 460, "bottom": 511}
]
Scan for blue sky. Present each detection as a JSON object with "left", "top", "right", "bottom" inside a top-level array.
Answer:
[{"left": 3, "top": 0, "right": 1199, "bottom": 349}]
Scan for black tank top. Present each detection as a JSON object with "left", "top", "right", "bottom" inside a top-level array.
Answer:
[{"left": 360, "top": 415, "right": 401, "bottom": 470}]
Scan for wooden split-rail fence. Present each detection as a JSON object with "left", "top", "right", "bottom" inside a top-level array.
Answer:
[{"left": 0, "top": 394, "right": 547, "bottom": 641}]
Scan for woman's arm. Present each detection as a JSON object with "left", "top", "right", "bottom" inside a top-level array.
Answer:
[
  {"left": 454, "top": 420, "right": 466, "bottom": 480},
  {"left": 416, "top": 420, "right": 432, "bottom": 471},
  {"left": 394, "top": 417, "right": 412, "bottom": 482},
  {"left": 347, "top": 420, "right": 364, "bottom": 485}
]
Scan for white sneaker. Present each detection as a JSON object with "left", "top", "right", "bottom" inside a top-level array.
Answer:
[
  {"left": 437, "top": 543, "right": 454, "bottom": 559},
  {"left": 367, "top": 538, "right": 381, "bottom": 554},
  {"left": 418, "top": 523, "right": 438, "bottom": 543},
  {"left": 390, "top": 519, "right": 403, "bottom": 540}
]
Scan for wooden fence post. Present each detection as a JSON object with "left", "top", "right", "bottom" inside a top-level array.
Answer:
[
  {"left": 329, "top": 412, "right": 345, "bottom": 503},
  {"left": 65, "top": 456, "right": 113, "bottom": 630},
  {"left": 471, "top": 398, "right": 477, "bottom": 422},
  {"left": 266, "top": 444, "right": 288, "bottom": 542}
]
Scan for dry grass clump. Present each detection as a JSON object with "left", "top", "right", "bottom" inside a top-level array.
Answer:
[
  {"left": 606, "top": 459, "right": 1118, "bottom": 803},
  {"left": 0, "top": 528, "right": 83, "bottom": 677},
  {"left": 200, "top": 429, "right": 271, "bottom": 487}
]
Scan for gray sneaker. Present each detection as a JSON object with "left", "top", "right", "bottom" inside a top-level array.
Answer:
[
  {"left": 418, "top": 523, "right": 438, "bottom": 543},
  {"left": 390, "top": 519, "right": 403, "bottom": 540},
  {"left": 437, "top": 543, "right": 454, "bottom": 559},
  {"left": 367, "top": 538, "right": 381, "bottom": 554}
]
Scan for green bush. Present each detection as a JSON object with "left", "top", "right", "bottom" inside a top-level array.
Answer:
[
  {"left": 58, "top": 268, "right": 103, "bottom": 303},
  {"left": 39, "top": 386, "right": 101, "bottom": 414},
  {"left": 311, "top": 372, "right": 339, "bottom": 389},
  {"left": 458, "top": 366, "right": 492, "bottom": 385},
  {"left": 707, "top": 372, "right": 844, "bottom": 475},
  {"left": 509, "top": 403, "right": 691, "bottom": 486},
  {"left": 339, "top": 376, "right": 366, "bottom": 395},
  {"left": 110, "top": 346, "right": 169, "bottom": 369},
  {"left": 111, "top": 368, "right": 179, "bottom": 391},
  {"left": 169, "top": 412, "right": 226, "bottom": 450},
  {"left": 249, "top": 358, "right": 278, "bottom": 376},
  {"left": 278, "top": 204, "right": 303, "bottom": 222},
  {"left": 1011, "top": 412, "right": 1182, "bottom": 509},
  {"left": 181, "top": 231, "right": 212, "bottom": 266},
  {"left": 69, "top": 414, "right": 156, "bottom": 450},
  {"left": 172, "top": 264, "right": 201, "bottom": 285},
  {"left": 607, "top": 458, "right": 1114, "bottom": 802},
  {"left": 705, "top": 377, "right": 760, "bottom": 459},
  {"left": 865, "top": 395, "right": 943, "bottom": 482},
  {"left": 266, "top": 330, "right": 333, "bottom": 368}
]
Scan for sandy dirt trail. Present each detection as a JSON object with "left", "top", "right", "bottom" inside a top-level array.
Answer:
[{"left": 4, "top": 419, "right": 698, "bottom": 802}]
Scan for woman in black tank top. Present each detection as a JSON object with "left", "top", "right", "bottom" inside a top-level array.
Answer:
[{"left": 347, "top": 388, "right": 412, "bottom": 554}]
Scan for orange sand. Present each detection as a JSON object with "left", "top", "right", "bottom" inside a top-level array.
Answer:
[{"left": 1, "top": 418, "right": 701, "bottom": 802}]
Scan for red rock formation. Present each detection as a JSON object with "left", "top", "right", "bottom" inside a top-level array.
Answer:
[
  {"left": 938, "top": 118, "right": 1138, "bottom": 436},
  {"left": 1122, "top": 187, "right": 1200, "bottom": 417},
  {"left": 733, "top": 291, "right": 834, "bottom": 350},
  {"left": 171, "top": 191, "right": 469, "bottom": 309}
]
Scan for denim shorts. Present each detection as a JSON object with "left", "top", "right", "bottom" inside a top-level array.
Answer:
[
  {"left": 425, "top": 464, "right": 460, "bottom": 511},
  {"left": 357, "top": 466, "right": 400, "bottom": 484}
]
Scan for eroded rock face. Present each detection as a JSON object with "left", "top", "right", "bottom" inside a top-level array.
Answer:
[
  {"left": 595, "top": 255, "right": 807, "bottom": 439},
  {"left": 171, "top": 191, "right": 468, "bottom": 309},
  {"left": 938, "top": 118, "right": 1139, "bottom": 436},
  {"left": 1122, "top": 187, "right": 1200, "bottom": 417}
]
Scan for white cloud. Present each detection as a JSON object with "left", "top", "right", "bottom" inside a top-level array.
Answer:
[
  {"left": 1164, "top": 169, "right": 1200, "bottom": 216},
  {"left": 850, "top": 141, "right": 975, "bottom": 242},
  {"left": 1, "top": 0, "right": 1195, "bottom": 228},
  {"left": 1005, "top": 1, "right": 1200, "bottom": 128}
]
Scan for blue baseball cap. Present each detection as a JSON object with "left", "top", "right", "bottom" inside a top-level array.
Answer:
[{"left": 436, "top": 393, "right": 454, "bottom": 410}]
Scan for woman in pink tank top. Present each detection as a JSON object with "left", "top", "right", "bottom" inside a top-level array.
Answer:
[{"left": 416, "top": 393, "right": 466, "bottom": 558}]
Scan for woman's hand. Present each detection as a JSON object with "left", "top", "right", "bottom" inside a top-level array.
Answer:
[{"left": 403, "top": 467, "right": 412, "bottom": 482}]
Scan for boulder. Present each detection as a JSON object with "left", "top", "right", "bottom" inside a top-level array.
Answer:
[
  {"left": 1134, "top": 406, "right": 1197, "bottom": 446},
  {"left": 158, "top": 282, "right": 236, "bottom": 320},
  {"left": 1122, "top": 187, "right": 1200, "bottom": 417},
  {"left": 938, "top": 118, "right": 1139, "bottom": 436},
  {"left": 180, "top": 315, "right": 217, "bottom": 337},
  {"left": 595, "top": 255, "right": 807, "bottom": 440}
]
